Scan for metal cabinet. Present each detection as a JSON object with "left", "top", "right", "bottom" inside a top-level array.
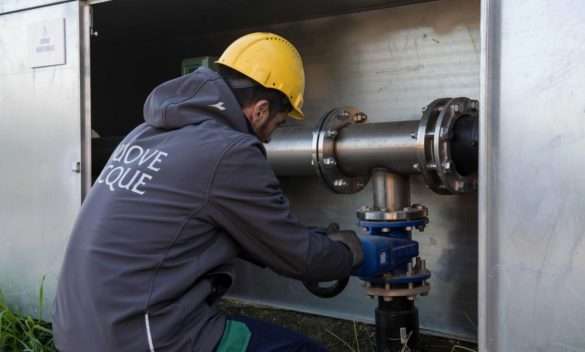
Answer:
[
  {"left": 0, "top": 0, "right": 90, "bottom": 315},
  {"left": 479, "top": 1, "right": 585, "bottom": 351},
  {"left": 222, "top": 0, "right": 480, "bottom": 340},
  {"left": 3, "top": 0, "right": 585, "bottom": 350}
]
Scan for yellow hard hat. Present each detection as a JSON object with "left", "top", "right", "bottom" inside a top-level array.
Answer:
[{"left": 216, "top": 32, "right": 305, "bottom": 120}]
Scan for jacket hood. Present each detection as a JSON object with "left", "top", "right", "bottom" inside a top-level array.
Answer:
[{"left": 143, "top": 67, "right": 254, "bottom": 135}]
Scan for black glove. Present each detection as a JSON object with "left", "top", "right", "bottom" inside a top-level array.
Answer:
[
  {"left": 328, "top": 230, "right": 364, "bottom": 269},
  {"left": 303, "top": 226, "right": 363, "bottom": 298}
]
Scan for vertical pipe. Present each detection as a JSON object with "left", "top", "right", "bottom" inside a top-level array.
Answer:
[
  {"left": 372, "top": 168, "right": 411, "bottom": 211},
  {"left": 376, "top": 298, "right": 419, "bottom": 352}
]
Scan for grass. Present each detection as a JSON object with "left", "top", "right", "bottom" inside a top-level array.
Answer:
[
  {"left": 0, "top": 286, "right": 478, "bottom": 352},
  {"left": 0, "top": 277, "right": 57, "bottom": 352},
  {"left": 220, "top": 299, "right": 478, "bottom": 352}
]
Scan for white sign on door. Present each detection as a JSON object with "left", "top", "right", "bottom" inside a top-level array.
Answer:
[{"left": 28, "top": 18, "right": 66, "bottom": 68}]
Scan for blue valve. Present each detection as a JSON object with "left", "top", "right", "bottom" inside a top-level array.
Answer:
[
  {"left": 353, "top": 236, "right": 418, "bottom": 279},
  {"left": 353, "top": 218, "right": 430, "bottom": 285}
]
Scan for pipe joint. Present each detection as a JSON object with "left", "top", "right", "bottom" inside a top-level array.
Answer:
[
  {"left": 416, "top": 98, "right": 479, "bottom": 194},
  {"left": 266, "top": 98, "right": 479, "bottom": 195},
  {"left": 312, "top": 107, "right": 370, "bottom": 194}
]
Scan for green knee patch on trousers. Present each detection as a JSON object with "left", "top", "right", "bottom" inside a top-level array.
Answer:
[{"left": 215, "top": 320, "right": 251, "bottom": 352}]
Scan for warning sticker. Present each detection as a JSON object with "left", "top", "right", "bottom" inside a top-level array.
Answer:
[{"left": 28, "top": 18, "right": 66, "bottom": 68}]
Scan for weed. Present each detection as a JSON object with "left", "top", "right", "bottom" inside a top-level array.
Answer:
[{"left": 0, "top": 277, "right": 57, "bottom": 352}]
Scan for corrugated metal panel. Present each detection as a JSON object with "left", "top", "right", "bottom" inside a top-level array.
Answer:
[{"left": 479, "top": 0, "right": 585, "bottom": 351}]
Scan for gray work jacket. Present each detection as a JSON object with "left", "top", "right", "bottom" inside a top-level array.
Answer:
[{"left": 52, "top": 67, "right": 353, "bottom": 352}]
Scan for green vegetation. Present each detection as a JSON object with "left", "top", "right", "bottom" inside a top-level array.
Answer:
[
  {"left": 0, "top": 278, "right": 56, "bottom": 352},
  {"left": 0, "top": 284, "right": 477, "bottom": 352}
]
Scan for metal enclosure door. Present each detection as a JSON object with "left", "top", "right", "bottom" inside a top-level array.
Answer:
[
  {"left": 221, "top": 0, "right": 480, "bottom": 340},
  {"left": 479, "top": 0, "right": 585, "bottom": 351},
  {"left": 0, "top": 1, "right": 90, "bottom": 315}
]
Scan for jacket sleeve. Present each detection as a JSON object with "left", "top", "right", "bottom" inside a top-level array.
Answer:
[{"left": 205, "top": 137, "right": 353, "bottom": 282}]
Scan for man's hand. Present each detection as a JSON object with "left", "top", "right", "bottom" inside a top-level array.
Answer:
[
  {"left": 303, "top": 225, "right": 364, "bottom": 298},
  {"left": 327, "top": 230, "right": 364, "bottom": 269}
]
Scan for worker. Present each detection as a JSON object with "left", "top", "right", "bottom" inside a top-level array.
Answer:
[{"left": 52, "top": 32, "right": 363, "bottom": 352}]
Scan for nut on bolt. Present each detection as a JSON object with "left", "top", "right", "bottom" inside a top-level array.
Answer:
[
  {"left": 323, "top": 157, "right": 336, "bottom": 166},
  {"left": 352, "top": 112, "right": 367, "bottom": 123},
  {"left": 338, "top": 111, "right": 350, "bottom": 119},
  {"left": 326, "top": 130, "right": 338, "bottom": 138},
  {"left": 440, "top": 128, "right": 450, "bottom": 140},
  {"left": 413, "top": 204, "right": 426, "bottom": 211}
]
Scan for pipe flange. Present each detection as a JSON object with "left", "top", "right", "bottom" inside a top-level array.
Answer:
[
  {"left": 357, "top": 204, "right": 428, "bottom": 221},
  {"left": 366, "top": 282, "right": 431, "bottom": 299},
  {"left": 312, "top": 107, "right": 370, "bottom": 194},
  {"left": 416, "top": 98, "right": 478, "bottom": 194},
  {"left": 367, "top": 282, "right": 431, "bottom": 300},
  {"left": 365, "top": 257, "right": 431, "bottom": 299}
]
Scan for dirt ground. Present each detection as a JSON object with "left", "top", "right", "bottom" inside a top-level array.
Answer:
[{"left": 219, "top": 299, "right": 477, "bottom": 352}]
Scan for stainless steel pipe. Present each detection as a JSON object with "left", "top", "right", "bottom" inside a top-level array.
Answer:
[
  {"left": 266, "top": 99, "right": 479, "bottom": 195},
  {"left": 266, "top": 127, "right": 314, "bottom": 176},
  {"left": 336, "top": 121, "right": 419, "bottom": 177},
  {"left": 267, "top": 121, "right": 419, "bottom": 177},
  {"left": 372, "top": 169, "right": 410, "bottom": 212}
]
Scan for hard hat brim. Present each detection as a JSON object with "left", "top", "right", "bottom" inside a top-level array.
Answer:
[{"left": 289, "top": 107, "right": 304, "bottom": 120}]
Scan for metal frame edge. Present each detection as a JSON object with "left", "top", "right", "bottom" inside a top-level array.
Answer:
[
  {"left": 79, "top": 1, "right": 92, "bottom": 198},
  {"left": 478, "top": 0, "right": 497, "bottom": 351}
]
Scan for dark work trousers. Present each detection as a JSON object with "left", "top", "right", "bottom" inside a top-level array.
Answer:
[{"left": 218, "top": 315, "right": 329, "bottom": 352}]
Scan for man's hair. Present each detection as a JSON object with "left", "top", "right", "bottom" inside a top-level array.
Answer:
[{"left": 218, "top": 66, "right": 291, "bottom": 115}]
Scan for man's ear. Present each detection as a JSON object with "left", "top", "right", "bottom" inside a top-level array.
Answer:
[{"left": 253, "top": 99, "right": 270, "bottom": 120}]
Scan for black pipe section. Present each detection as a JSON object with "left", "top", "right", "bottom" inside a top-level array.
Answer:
[
  {"left": 451, "top": 114, "right": 479, "bottom": 177},
  {"left": 376, "top": 297, "right": 419, "bottom": 352}
]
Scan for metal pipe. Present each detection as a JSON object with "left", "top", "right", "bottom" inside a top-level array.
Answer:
[
  {"left": 372, "top": 169, "right": 410, "bottom": 212},
  {"left": 266, "top": 120, "right": 419, "bottom": 177},
  {"left": 266, "top": 127, "right": 314, "bottom": 176},
  {"left": 266, "top": 98, "right": 478, "bottom": 195},
  {"left": 336, "top": 121, "right": 419, "bottom": 176}
]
